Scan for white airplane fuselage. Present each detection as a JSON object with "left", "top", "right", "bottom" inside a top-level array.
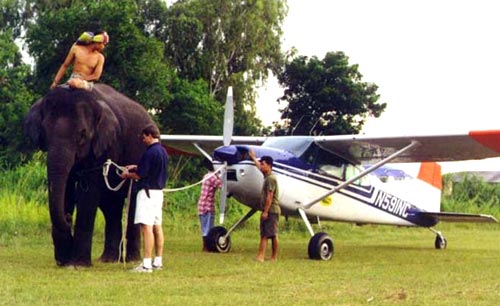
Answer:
[{"left": 215, "top": 159, "right": 441, "bottom": 228}]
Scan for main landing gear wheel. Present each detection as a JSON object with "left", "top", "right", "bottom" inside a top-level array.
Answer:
[
  {"left": 308, "top": 232, "right": 334, "bottom": 260},
  {"left": 434, "top": 234, "right": 447, "bottom": 249},
  {"left": 206, "top": 226, "right": 231, "bottom": 253}
]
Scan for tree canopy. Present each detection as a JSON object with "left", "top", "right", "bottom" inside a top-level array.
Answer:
[
  {"left": 157, "top": 0, "right": 288, "bottom": 135},
  {"left": 276, "top": 51, "right": 386, "bottom": 136},
  {"left": 0, "top": 28, "right": 35, "bottom": 168}
]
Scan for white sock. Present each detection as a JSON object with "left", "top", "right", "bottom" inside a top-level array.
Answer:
[
  {"left": 143, "top": 258, "right": 152, "bottom": 269},
  {"left": 153, "top": 256, "right": 162, "bottom": 267}
]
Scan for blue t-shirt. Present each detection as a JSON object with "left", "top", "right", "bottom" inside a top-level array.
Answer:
[{"left": 136, "top": 142, "right": 169, "bottom": 190}]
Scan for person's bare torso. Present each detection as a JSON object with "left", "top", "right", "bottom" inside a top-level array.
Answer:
[{"left": 71, "top": 45, "right": 103, "bottom": 80}]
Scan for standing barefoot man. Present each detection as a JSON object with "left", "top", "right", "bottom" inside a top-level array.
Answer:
[{"left": 249, "top": 149, "right": 280, "bottom": 262}]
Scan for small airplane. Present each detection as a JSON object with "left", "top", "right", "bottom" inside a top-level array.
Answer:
[{"left": 161, "top": 87, "right": 498, "bottom": 260}]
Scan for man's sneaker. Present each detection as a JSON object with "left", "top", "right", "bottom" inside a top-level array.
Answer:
[
  {"left": 152, "top": 264, "right": 163, "bottom": 271},
  {"left": 131, "top": 265, "right": 152, "bottom": 273}
]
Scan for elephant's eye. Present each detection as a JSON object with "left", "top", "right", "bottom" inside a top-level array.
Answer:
[{"left": 78, "top": 129, "right": 87, "bottom": 147}]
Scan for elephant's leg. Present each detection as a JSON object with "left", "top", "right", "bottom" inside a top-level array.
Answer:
[
  {"left": 64, "top": 174, "right": 77, "bottom": 227},
  {"left": 99, "top": 190, "right": 141, "bottom": 262},
  {"left": 99, "top": 192, "right": 124, "bottom": 262},
  {"left": 125, "top": 191, "right": 141, "bottom": 262},
  {"left": 51, "top": 174, "right": 76, "bottom": 266},
  {"left": 72, "top": 184, "right": 100, "bottom": 266},
  {"left": 52, "top": 226, "right": 74, "bottom": 266}
]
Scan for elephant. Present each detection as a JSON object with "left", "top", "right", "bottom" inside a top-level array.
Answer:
[{"left": 24, "top": 83, "right": 157, "bottom": 267}]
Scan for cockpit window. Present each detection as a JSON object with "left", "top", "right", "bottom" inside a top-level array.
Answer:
[
  {"left": 314, "top": 146, "right": 369, "bottom": 186},
  {"left": 345, "top": 164, "right": 370, "bottom": 186},
  {"left": 316, "top": 147, "right": 345, "bottom": 179}
]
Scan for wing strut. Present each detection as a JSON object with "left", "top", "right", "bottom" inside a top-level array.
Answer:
[
  {"left": 297, "top": 208, "right": 315, "bottom": 237},
  {"left": 302, "top": 140, "right": 421, "bottom": 209},
  {"left": 193, "top": 143, "right": 213, "bottom": 161}
]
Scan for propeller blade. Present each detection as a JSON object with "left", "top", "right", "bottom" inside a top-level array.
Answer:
[
  {"left": 219, "top": 162, "right": 227, "bottom": 224},
  {"left": 220, "top": 87, "right": 233, "bottom": 224},
  {"left": 223, "top": 86, "right": 234, "bottom": 146}
]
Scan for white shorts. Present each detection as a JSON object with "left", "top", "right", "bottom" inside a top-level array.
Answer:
[{"left": 134, "top": 189, "right": 164, "bottom": 226}]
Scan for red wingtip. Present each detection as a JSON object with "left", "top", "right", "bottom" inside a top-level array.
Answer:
[
  {"left": 469, "top": 130, "right": 500, "bottom": 154},
  {"left": 417, "top": 162, "right": 442, "bottom": 190}
]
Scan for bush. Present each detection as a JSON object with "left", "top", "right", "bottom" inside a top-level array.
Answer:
[{"left": 442, "top": 173, "right": 500, "bottom": 218}]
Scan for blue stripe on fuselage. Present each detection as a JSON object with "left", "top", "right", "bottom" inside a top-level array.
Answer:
[{"left": 270, "top": 163, "right": 436, "bottom": 227}]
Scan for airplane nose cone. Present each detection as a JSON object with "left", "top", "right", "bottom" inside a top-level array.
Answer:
[{"left": 214, "top": 146, "right": 247, "bottom": 165}]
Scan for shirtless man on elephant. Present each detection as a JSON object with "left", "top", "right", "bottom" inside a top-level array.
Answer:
[{"left": 50, "top": 31, "right": 109, "bottom": 91}]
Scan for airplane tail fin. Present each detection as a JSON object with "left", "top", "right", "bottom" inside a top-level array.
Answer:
[{"left": 417, "top": 162, "right": 442, "bottom": 191}]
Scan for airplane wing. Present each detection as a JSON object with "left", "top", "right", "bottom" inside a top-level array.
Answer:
[
  {"left": 313, "top": 130, "right": 500, "bottom": 163},
  {"left": 161, "top": 129, "right": 500, "bottom": 162},
  {"left": 160, "top": 135, "right": 268, "bottom": 156},
  {"left": 417, "top": 211, "right": 498, "bottom": 223}
]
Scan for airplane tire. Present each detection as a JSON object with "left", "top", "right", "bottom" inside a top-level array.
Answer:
[
  {"left": 206, "top": 226, "right": 231, "bottom": 253},
  {"left": 434, "top": 235, "right": 447, "bottom": 249},
  {"left": 308, "top": 232, "right": 334, "bottom": 260}
]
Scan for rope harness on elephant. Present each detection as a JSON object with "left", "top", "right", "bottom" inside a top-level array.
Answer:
[{"left": 101, "top": 159, "right": 226, "bottom": 267}]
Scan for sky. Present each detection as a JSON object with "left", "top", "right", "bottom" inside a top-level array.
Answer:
[{"left": 256, "top": 0, "right": 500, "bottom": 173}]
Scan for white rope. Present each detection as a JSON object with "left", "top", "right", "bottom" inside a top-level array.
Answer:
[
  {"left": 118, "top": 179, "right": 133, "bottom": 267},
  {"left": 163, "top": 166, "right": 225, "bottom": 192},
  {"left": 103, "top": 158, "right": 226, "bottom": 193},
  {"left": 103, "top": 159, "right": 128, "bottom": 191}
]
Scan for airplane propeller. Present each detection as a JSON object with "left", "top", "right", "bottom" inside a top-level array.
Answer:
[{"left": 219, "top": 86, "right": 233, "bottom": 224}]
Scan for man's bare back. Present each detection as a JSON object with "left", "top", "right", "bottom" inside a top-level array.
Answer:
[{"left": 51, "top": 31, "right": 108, "bottom": 91}]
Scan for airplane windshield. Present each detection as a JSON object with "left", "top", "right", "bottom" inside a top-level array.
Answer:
[{"left": 262, "top": 136, "right": 314, "bottom": 157}]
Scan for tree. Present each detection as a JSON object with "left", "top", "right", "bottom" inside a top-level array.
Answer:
[
  {"left": 276, "top": 51, "right": 386, "bottom": 136},
  {"left": 0, "top": 29, "right": 35, "bottom": 168},
  {"left": 159, "top": 0, "right": 288, "bottom": 135},
  {"left": 0, "top": 0, "right": 24, "bottom": 37},
  {"left": 160, "top": 76, "right": 223, "bottom": 135}
]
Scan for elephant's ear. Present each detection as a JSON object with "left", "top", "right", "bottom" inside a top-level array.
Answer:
[
  {"left": 24, "top": 98, "right": 46, "bottom": 151},
  {"left": 93, "top": 99, "right": 120, "bottom": 157}
]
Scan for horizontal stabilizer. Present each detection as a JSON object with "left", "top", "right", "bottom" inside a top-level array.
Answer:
[{"left": 418, "top": 212, "right": 498, "bottom": 223}]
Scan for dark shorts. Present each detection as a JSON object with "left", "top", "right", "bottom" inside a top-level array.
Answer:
[{"left": 260, "top": 213, "right": 279, "bottom": 238}]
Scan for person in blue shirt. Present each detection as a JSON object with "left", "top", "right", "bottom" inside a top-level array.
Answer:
[{"left": 121, "top": 124, "right": 169, "bottom": 272}]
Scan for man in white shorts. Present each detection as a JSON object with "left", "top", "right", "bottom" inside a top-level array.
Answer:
[{"left": 121, "top": 124, "right": 169, "bottom": 273}]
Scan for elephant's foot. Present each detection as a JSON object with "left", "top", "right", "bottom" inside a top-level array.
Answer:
[
  {"left": 71, "top": 259, "right": 92, "bottom": 267},
  {"left": 99, "top": 253, "right": 120, "bottom": 263},
  {"left": 125, "top": 251, "right": 141, "bottom": 262},
  {"left": 56, "top": 260, "right": 73, "bottom": 267},
  {"left": 56, "top": 260, "right": 89, "bottom": 269}
]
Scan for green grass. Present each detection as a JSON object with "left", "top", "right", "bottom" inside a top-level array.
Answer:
[
  {"left": 1, "top": 219, "right": 500, "bottom": 305},
  {"left": 2, "top": 159, "right": 500, "bottom": 305}
]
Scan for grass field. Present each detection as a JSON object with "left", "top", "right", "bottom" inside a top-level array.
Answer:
[
  {"left": 1, "top": 220, "right": 499, "bottom": 305},
  {"left": 2, "top": 158, "right": 500, "bottom": 305}
]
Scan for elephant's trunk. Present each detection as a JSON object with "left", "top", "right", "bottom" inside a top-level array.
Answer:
[{"left": 47, "top": 145, "right": 75, "bottom": 265}]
